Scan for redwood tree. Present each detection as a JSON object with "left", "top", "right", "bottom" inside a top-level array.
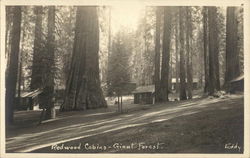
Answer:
[
  {"left": 179, "top": 7, "right": 187, "bottom": 100},
  {"left": 61, "top": 7, "right": 107, "bottom": 111},
  {"left": 208, "top": 7, "right": 220, "bottom": 95},
  {"left": 160, "top": 7, "right": 172, "bottom": 102},
  {"left": 30, "top": 6, "right": 43, "bottom": 90},
  {"left": 5, "top": 6, "right": 22, "bottom": 124},
  {"left": 154, "top": 7, "right": 161, "bottom": 103},
  {"left": 224, "top": 7, "right": 240, "bottom": 88},
  {"left": 203, "top": 7, "right": 209, "bottom": 93}
]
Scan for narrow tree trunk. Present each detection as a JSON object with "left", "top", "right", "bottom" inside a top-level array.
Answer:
[
  {"left": 175, "top": 11, "right": 179, "bottom": 93},
  {"left": 186, "top": 7, "right": 193, "bottom": 99},
  {"left": 203, "top": 7, "right": 209, "bottom": 93},
  {"left": 5, "top": 6, "right": 22, "bottom": 124},
  {"left": 61, "top": 7, "right": 107, "bottom": 111},
  {"left": 224, "top": 7, "right": 240, "bottom": 89},
  {"left": 17, "top": 26, "right": 25, "bottom": 107},
  {"left": 154, "top": 7, "right": 161, "bottom": 103},
  {"left": 179, "top": 7, "right": 187, "bottom": 100},
  {"left": 160, "top": 7, "right": 172, "bottom": 102},
  {"left": 30, "top": 6, "right": 43, "bottom": 90}
]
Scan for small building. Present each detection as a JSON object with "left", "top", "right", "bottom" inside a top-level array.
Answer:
[
  {"left": 229, "top": 75, "right": 244, "bottom": 93},
  {"left": 132, "top": 85, "right": 155, "bottom": 104},
  {"left": 15, "top": 89, "right": 43, "bottom": 110}
]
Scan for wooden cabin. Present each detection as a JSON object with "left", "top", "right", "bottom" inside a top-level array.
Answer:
[
  {"left": 132, "top": 85, "right": 155, "bottom": 104},
  {"left": 15, "top": 89, "right": 43, "bottom": 110},
  {"left": 229, "top": 75, "right": 244, "bottom": 93}
]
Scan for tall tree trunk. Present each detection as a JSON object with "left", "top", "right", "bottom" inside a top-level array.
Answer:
[
  {"left": 179, "top": 7, "right": 187, "bottom": 100},
  {"left": 186, "top": 7, "right": 193, "bottom": 99},
  {"left": 203, "top": 7, "right": 209, "bottom": 93},
  {"left": 208, "top": 7, "right": 220, "bottom": 95},
  {"left": 224, "top": 7, "right": 240, "bottom": 89},
  {"left": 44, "top": 6, "right": 56, "bottom": 119},
  {"left": 5, "top": 6, "right": 22, "bottom": 124},
  {"left": 154, "top": 7, "right": 161, "bottom": 103},
  {"left": 175, "top": 11, "right": 179, "bottom": 93},
  {"left": 61, "top": 7, "right": 107, "bottom": 111},
  {"left": 160, "top": 7, "right": 172, "bottom": 102},
  {"left": 17, "top": 23, "right": 25, "bottom": 107},
  {"left": 30, "top": 6, "right": 43, "bottom": 90}
]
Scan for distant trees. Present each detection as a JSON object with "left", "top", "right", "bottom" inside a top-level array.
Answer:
[
  {"left": 107, "top": 30, "right": 132, "bottom": 112},
  {"left": 6, "top": 6, "right": 22, "bottom": 124},
  {"left": 61, "top": 7, "right": 107, "bottom": 111}
]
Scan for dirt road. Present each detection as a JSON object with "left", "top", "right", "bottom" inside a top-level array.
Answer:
[{"left": 6, "top": 95, "right": 243, "bottom": 153}]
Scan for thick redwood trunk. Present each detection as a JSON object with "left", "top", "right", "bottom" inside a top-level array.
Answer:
[
  {"left": 160, "top": 7, "right": 172, "bottom": 102},
  {"left": 5, "top": 6, "right": 22, "bottom": 124},
  {"left": 61, "top": 7, "right": 107, "bottom": 111},
  {"left": 30, "top": 6, "right": 43, "bottom": 90},
  {"left": 44, "top": 6, "right": 56, "bottom": 119},
  {"left": 224, "top": 7, "right": 240, "bottom": 89},
  {"left": 208, "top": 7, "right": 220, "bottom": 95}
]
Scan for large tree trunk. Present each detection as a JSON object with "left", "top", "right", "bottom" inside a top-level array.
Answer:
[
  {"left": 30, "top": 6, "right": 43, "bottom": 90},
  {"left": 203, "top": 7, "right": 209, "bottom": 93},
  {"left": 5, "top": 6, "right": 22, "bottom": 124},
  {"left": 61, "top": 7, "right": 107, "bottom": 111},
  {"left": 154, "top": 7, "right": 161, "bottom": 103},
  {"left": 44, "top": 6, "right": 56, "bottom": 119},
  {"left": 186, "top": 7, "right": 193, "bottom": 99},
  {"left": 179, "top": 7, "right": 187, "bottom": 100},
  {"left": 208, "top": 7, "right": 220, "bottom": 95},
  {"left": 224, "top": 7, "right": 240, "bottom": 89},
  {"left": 160, "top": 7, "right": 172, "bottom": 102}
]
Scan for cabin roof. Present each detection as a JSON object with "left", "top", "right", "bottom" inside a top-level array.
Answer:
[
  {"left": 230, "top": 75, "right": 244, "bottom": 83},
  {"left": 20, "top": 89, "right": 43, "bottom": 98},
  {"left": 132, "top": 85, "right": 155, "bottom": 94}
]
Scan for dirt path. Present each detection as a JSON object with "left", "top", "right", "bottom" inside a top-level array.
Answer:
[{"left": 6, "top": 95, "right": 243, "bottom": 153}]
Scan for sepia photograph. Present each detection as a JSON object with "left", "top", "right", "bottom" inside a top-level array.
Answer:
[{"left": 0, "top": 0, "right": 249, "bottom": 157}]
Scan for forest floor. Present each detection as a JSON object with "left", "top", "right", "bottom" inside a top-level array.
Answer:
[{"left": 6, "top": 93, "right": 244, "bottom": 153}]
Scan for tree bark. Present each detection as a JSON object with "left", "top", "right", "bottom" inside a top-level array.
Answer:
[
  {"left": 154, "top": 7, "right": 161, "bottom": 103},
  {"left": 30, "top": 6, "right": 43, "bottom": 90},
  {"left": 179, "top": 7, "right": 187, "bottom": 100},
  {"left": 44, "top": 6, "right": 56, "bottom": 119},
  {"left": 5, "top": 6, "right": 22, "bottom": 124},
  {"left": 186, "top": 7, "right": 193, "bottom": 99},
  {"left": 203, "top": 7, "right": 209, "bottom": 93},
  {"left": 208, "top": 7, "right": 220, "bottom": 95},
  {"left": 160, "top": 7, "right": 172, "bottom": 102},
  {"left": 224, "top": 7, "right": 240, "bottom": 89},
  {"left": 61, "top": 7, "right": 107, "bottom": 111},
  {"left": 175, "top": 11, "right": 179, "bottom": 93}
]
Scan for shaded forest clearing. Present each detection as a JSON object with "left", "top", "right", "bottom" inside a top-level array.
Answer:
[{"left": 6, "top": 94, "right": 243, "bottom": 153}]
